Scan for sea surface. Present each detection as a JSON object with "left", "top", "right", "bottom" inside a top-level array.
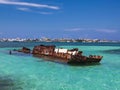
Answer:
[{"left": 0, "top": 42, "right": 120, "bottom": 90}]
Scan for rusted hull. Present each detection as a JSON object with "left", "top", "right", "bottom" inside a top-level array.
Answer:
[
  {"left": 14, "top": 47, "right": 31, "bottom": 53},
  {"left": 68, "top": 58, "right": 102, "bottom": 65},
  {"left": 33, "top": 54, "right": 102, "bottom": 65},
  {"left": 33, "top": 54, "right": 69, "bottom": 64}
]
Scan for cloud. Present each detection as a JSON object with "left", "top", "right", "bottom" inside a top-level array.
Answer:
[
  {"left": 0, "top": 0, "right": 60, "bottom": 10},
  {"left": 96, "top": 29, "right": 117, "bottom": 33},
  {"left": 17, "top": 7, "right": 53, "bottom": 15},
  {"left": 38, "top": 12, "right": 53, "bottom": 15},
  {"left": 65, "top": 28, "right": 85, "bottom": 32},
  {"left": 65, "top": 27, "right": 118, "bottom": 34},
  {"left": 17, "top": 7, "right": 30, "bottom": 12},
  {"left": 0, "top": 33, "right": 2, "bottom": 34}
]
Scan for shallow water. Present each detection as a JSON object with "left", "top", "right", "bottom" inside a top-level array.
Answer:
[{"left": 0, "top": 42, "right": 120, "bottom": 90}]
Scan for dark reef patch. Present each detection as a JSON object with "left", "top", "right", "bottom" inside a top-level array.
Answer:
[
  {"left": 103, "top": 49, "right": 120, "bottom": 54},
  {"left": 0, "top": 76, "right": 23, "bottom": 90},
  {"left": 0, "top": 77, "right": 14, "bottom": 90}
]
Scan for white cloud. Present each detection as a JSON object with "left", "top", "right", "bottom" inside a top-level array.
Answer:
[
  {"left": 0, "top": 0, "right": 60, "bottom": 10},
  {"left": 65, "top": 27, "right": 118, "bottom": 34},
  {"left": 17, "top": 7, "right": 30, "bottom": 11},
  {"left": 96, "top": 29, "right": 117, "bottom": 33},
  {"left": 17, "top": 7, "right": 53, "bottom": 15},
  {"left": 38, "top": 12, "right": 53, "bottom": 15},
  {"left": 65, "top": 28, "right": 84, "bottom": 32},
  {"left": 0, "top": 32, "right": 3, "bottom": 35}
]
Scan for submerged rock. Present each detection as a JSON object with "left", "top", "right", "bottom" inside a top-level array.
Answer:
[
  {"left": 103, "top": 49, "right": 120, "bottom": 54},
  {"left": 0, "top": 77, "right": 14, "bottom": 90},
  {"left": 0, "top": 76, "right": 23, "bottom": 90}
]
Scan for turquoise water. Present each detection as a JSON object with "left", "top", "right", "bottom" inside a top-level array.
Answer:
[{"left": 0, "top": 42, "right": 120, "bottom": 90}]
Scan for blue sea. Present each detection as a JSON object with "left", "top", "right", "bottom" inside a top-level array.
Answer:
[{"left": 0, "top": 42, "right": 120, "bottom": 90}]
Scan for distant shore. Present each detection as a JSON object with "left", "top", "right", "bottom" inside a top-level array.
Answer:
[{"left": 0, "top": 38, "right": 119, "bottom": 43}]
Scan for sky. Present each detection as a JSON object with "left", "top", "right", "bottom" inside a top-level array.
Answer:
[{"left": 0, "top": 0, "right": 120, "bottom": 40}]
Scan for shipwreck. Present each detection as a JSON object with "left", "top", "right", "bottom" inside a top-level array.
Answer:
[
  {"left": 31, "top": 45, "right": 102, "bottom": 64},
  {"left": 15, "top": 45, "right": 103, "bottom": 65}
]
